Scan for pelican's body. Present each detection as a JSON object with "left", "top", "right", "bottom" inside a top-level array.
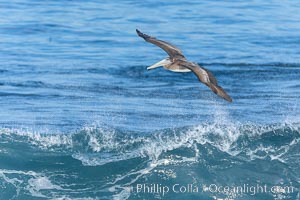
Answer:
[
  {"left": 136, "top": 29, "right": 232, "bottom": 102},
  {"left": 148, "top": 57, "right": 191, "bottom": 72}
]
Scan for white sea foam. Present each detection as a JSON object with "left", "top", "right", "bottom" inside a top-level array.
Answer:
[
  {"left": 0, "top": 169, "right": 63, "bottom": 198},
  {"left": 27, "top": 176, "right": 62, "bottom": 198},
  {"left": 0, "top": 127, "right": 73, "bottom": 149}
]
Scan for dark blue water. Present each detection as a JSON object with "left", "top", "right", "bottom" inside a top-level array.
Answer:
[{"left": 1, "top": 0, "right": 300, "bottom": 199}]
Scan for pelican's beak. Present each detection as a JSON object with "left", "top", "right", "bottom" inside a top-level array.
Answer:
[{"left": 147, "top": 58, "right": 171, "bottom": 70}]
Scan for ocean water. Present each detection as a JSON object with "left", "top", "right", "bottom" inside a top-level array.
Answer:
[{"left": 0, "top": 0, "right": 300, "bottom": 199}]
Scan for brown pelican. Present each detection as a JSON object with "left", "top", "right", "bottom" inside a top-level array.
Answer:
[{"left": 136, "top": 29, "right": 232, "bottom": 102}]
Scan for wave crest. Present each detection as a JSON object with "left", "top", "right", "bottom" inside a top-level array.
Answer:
[{"left": 1, "top": 122, "right": 299, "bottom": 166}]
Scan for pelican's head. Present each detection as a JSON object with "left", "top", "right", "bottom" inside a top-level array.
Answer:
[{"left": 147, "top": 58, "right": 172, "bottom": 70}]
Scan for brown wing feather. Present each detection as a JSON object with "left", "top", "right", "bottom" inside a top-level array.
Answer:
[
  {"left": 136, "top": 29, "right": 185, "bottom": 59},
  {"left": 202, "top": 67, "right": 218, "bottom": 85},
  {"left": 180, "top": 61, "right": 232, "bottom": 102},
  {"left": 208, "top": 84, "right": 232, "bottom": 102}
]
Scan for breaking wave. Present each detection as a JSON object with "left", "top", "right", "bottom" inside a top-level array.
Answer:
[{"left": 1, "top": 122, "right": 299, "bottom": 199}]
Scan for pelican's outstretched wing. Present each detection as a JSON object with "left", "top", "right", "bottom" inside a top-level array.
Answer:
[
  {"left": 136, "top": 29, "right": 185, "bottom": 59},
  {"left": 181, "top": 61, "right": 232, "bottom": 102}
]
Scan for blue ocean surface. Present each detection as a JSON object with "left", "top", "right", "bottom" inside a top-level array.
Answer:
[{"left": 0, "top": 0, "right": 300, "bottom": 199}]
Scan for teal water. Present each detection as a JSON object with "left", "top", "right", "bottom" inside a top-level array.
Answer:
[{"left": 0, "top": 0, "right": 300, "bottom": 199}]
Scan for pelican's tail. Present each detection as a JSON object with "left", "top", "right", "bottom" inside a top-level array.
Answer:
[{"left": 208, "top": 84, "right": 232, "bottom": 102}]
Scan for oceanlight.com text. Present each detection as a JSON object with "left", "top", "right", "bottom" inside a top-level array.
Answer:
[{"left": 131, "top": 183, "right": 295, "bottom": 196}]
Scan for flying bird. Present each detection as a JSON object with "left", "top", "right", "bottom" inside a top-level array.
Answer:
[{"left": 136, "top": 29, "right": 232, "bottom": 102}]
